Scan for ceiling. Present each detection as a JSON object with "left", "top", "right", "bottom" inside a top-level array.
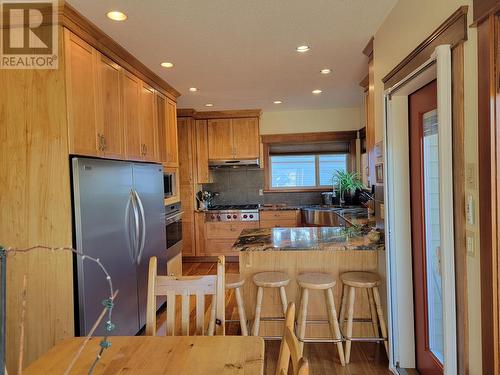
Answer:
[{"left": 67, "top": 0, "right": 397, "bottom": 111}]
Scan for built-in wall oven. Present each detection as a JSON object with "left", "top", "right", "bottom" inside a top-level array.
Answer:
[{"left": 165, "top": 202, "right": 183, "bottom": 264}]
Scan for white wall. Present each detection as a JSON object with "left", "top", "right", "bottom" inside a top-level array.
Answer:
[
  {"left": 373, "top": 0, "right": 481, "bottom": 372},
  {"left": 260, "top": 107, "right": 363, "bottom": 134}
]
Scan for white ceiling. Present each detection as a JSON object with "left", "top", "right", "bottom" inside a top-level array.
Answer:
[{"left": 67, "top": 0, "right": 397, "bottom": 111}]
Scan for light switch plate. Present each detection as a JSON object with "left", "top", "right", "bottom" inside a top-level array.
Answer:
[
  {"left": 466, "top": 163, "right": 476, "bottom": 190},
  {"left": 258, "top": 189, "right": 264, "bottom": 196},
  {"left": 466, "top": 230, "right": 475, "bottom": 257},
  {"left": 466, "top": 194, "right": 475, "bottom": 225}
]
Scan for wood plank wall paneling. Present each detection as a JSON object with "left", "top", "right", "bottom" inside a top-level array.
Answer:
[
  {"left": 477, "top": 12, "right": 500, "bottom": 374},
  {"left": 0, "top": 25, "right": 74, "bottom": 374},
  {"left": 451, "top": 43, "right": 468, "bottom": 375}
]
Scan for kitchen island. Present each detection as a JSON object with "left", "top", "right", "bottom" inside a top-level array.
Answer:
[{"left": 235, "top": 226, "right": 383, "bottom": 339}]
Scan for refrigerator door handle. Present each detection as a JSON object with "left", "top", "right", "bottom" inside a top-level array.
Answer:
[
  {"left": 124, "top": 190, "right": 137, "bottom": 263},
  {"left": 131, "top": 190, "right": 140, "bottom": 263},
  {"left": 134, "top": 189, "right": 147, "bottom": 265}
]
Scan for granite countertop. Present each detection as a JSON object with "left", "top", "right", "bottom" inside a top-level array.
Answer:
[{"left": 233, "top": 226, "right": 384, "bottom": 252}]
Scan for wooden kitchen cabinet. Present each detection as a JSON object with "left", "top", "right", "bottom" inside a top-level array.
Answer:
[
  {"left": 95, "top": 52, "right": 124, "bottom": 158},
  {"left": 122, "top": 70, "right": 143, "bottom": 160},
  {"left": 207, "top": 119, "right": 233, "bottom": 159},
  {"left": 231, "top": 117, "right": 260, "bottom": 158},
  {"left": 139, "top": 82, "right": 158, "bottom": 161},
  {"left": 165, "top": 98, "right": 179, "bottom": 167},
  {"left": 260, "top": 210, "right": 300, "bottom": 228},
  {"left": 157, "top": 93, "right": 179, "bottom": 167},
  {"left": 156, "top": 92, "right": 168, "bottom": 163},
  {"left": 177, "top": 117, "right": 194, "bottom": 184},
  {"left": 195, "top": 120, "right": 211, "bottom": 183},
  {"left": 201, "top": 221, "right": 259, "bottom": 256},
  {"left": 65, "top": 30, "right": 99, "bottom": 156},
  {"left": 207, "top": 117, "right": 260, "bottom": 160}
]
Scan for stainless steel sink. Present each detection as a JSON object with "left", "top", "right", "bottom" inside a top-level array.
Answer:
[
  {"left": 301, "top": 206, "right": 345, "bottom": 227},
  {"left": 300, "top": 206, "right": 367, "bottom": 227}
]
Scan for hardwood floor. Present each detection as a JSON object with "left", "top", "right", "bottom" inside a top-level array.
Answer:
[{"left": 180, "top": 261, "right": 392, "bottom": 375}]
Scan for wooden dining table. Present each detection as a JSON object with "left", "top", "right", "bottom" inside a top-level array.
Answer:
[{"left": 23, "top": 336, "right": 265, "bottom": 374}]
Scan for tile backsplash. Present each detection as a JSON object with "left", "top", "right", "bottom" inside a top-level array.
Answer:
[{"left": 202, "top": 168, "right": 323, "bottom": 206}]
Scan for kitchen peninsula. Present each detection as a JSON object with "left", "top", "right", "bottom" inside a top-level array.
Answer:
[{"left": 235, "top": 225, "right": 383, "bottom": 338}]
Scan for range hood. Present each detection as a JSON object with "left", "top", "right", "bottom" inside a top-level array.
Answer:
[{"left": 209, "top": 159, "right": 260, "bottom": 169}]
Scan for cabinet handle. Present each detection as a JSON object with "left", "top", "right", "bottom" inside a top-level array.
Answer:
[
  {"left": 97, "top": 134, "right": 104, "bottom": 151},
  {"left": 102, "top": 135, "right": 107, "bottom": 151}
]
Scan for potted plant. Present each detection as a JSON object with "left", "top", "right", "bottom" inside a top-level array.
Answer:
[{"left": 332, "top": 170, "right": 365, "bottom": 206}]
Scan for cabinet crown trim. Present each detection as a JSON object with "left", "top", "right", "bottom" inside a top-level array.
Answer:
[{"left": 177, "top": 108, "right": 262, "bottom": 119}]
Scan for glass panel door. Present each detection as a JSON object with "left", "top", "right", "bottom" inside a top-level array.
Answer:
[{"left": 422, "top": 109, "right": 444, "bottom": 363}]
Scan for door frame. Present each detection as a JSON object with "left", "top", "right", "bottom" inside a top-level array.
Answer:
[{"left": 384, "top": 46, "right": 457, "bottom": 374}]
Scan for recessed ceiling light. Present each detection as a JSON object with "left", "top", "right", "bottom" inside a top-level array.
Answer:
[
  {"left": 205, "top": 103, "right": 214, "bottom": 107},
  {"left": 160, "top": 62, "right": 174, "bottom": 68},
  {"left": 189, "top": 87, "right": 198, "bottom": 92},
  {"left": 273, "top": 100, "right": 283, "bottom": 104},
  {"left": 296, "top": 45, "right": 310, "bottom": 53},
  {"left": 106, "top": 11, "right": 127, "bottom": 21},
  {"left": 312, "top": 89, "right": 322, "bottom": 94},
  {"left": 320, "top": 68, "right": 332, "bottom": 75}
]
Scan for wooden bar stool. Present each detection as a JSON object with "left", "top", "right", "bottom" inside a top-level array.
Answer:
[
  {"left": 296, "top": 272, "right": 345, "bottom": 366},
  {"left": 339, "top": 271, "right": 388, "bottom": 364},
  {"left": 225, "top": 273, "right": 248, "bottom": 336},
  {"left": 252, "top": 271, "right": 290, "bottom": 336}
]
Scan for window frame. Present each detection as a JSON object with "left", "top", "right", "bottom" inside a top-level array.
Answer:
[{"left": 262, "top": 131, "right": 358, "bottom": 193}]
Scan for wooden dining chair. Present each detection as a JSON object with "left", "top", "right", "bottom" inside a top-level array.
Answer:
[
  {"left": 280, "top": 359, "right": 309, "bottom": 375},
  {"left": 146, "top": 256, "right": 225, "bottom": 336},
  {"left": 276, "top": 302, "right": 309, "bottom": 375}
]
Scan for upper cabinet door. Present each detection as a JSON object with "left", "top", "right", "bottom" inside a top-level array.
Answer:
[
  {"left": 207, "top": 119, "right": 233, "bottom": 159},
  {"left": 177, "top": 117, "right": 193, "bottom": 185},
  {"left": 156, "top": 92, "right": 168, "bottom": 163},
  {"left": 122, "top": 70, "right": 142, "bottom": 160},
  {"left": 64, "top": 30, "right": 99, "bottom": 156},
  {"left": 232, "top": 117, "right": 259, "bottom": 159},
  {"left": 195, "top": 120, "right": 211, "bottom": 183},
  {"left": 165, "top": 98, "right": 179, "bottom": 167},
  {"left": 139, "top": 82, "right": 158, "bottom": 161},
  {"left": 95, "top": 53, "right": 123, "bottom": 158}
]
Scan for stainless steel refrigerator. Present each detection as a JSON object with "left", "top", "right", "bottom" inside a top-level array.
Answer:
[{"left": 72, "top": 157, "right": 166, "bottom": 336}]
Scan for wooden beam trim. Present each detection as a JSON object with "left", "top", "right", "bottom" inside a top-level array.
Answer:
[
  {"left": 382, "top": 6, "right": 468, "bottom": 89},
  {"left": 363, "top": 37, "right": 374, "bottom": 58},
  {"left": 261, "top": 131, "right": 358, "bottom": 144},
  {"left": 60, "top": 4, "right": 181, "bottom": 100}
]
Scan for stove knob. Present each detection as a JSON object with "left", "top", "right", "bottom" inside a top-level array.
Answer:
[
  {"left": 249, "top": 214, "right": 254, "bottom": 219},
  {"left": 216, "top": 215, "right": 221, "bottom": 220},
  {"left": 227, "top": 215, "right": 232, "bottom": 219},
  {"left": 233, "top": 214, "right": 237, "bottom": 219},
  {"left": 211, "top": 215, "right": 215, "bottom": 220},
  {"left": 243, "top": 214, "right": 248, "bottom": 219}
]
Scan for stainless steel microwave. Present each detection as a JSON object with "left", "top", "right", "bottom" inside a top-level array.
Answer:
[{"left": 163, "top": 171, "right": 176, "bottom": 198}]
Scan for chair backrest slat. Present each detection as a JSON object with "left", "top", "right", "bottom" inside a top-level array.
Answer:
[
  {"left": 146, "top": 256, "right": 225, "bottom": 336},
  {"left": 195, "top": 291, "right": 205, "bottom": 335},
  {"left": 275, "top": 302, "right": 309, "bottom": 375},
  {"left": 166, "top": 290, "right": 176, "bottom": 336}
]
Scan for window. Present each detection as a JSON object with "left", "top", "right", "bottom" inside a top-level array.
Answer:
[{"left": 270, "top": 153, "right": 349, "bottom": 189}]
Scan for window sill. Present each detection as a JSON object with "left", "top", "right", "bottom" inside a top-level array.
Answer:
[{"left": 263, "top": 188, "right": 332, "bottom": 193}]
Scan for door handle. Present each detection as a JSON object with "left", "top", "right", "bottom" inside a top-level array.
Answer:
[
  {"left": 131, "top": 190, "right": 140, "bottom": 263},
  {"left": 125, "top": 190, "right": 137, "bottom": 263},
  {"left": 134, "top": 189, "right": 147, "bottom": 265}
]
